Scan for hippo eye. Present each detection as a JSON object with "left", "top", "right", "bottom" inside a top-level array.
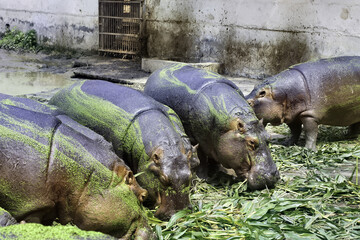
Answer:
[{"left": 258, "top": 90, "right": 266, "bottom": 98}]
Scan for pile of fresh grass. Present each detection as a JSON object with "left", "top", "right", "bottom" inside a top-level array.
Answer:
[{"left": 148, "top": 125, "right": 360, "bottom": 240}]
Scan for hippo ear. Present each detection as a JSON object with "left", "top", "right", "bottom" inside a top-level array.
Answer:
[
  {"left": 188, "top": 144, "right": 200, "bottom": 168},
  {"left": 259, "top": 118, "right": 264, "bottom": 125},
  {"left": 257, "top": 87, "right": 272, "bottom": 98},
  {"left": 150, "top": 147, "right": 163, "bottom": 165},
  {"left": 124, "top": 169, "right": 135, "bottom": 185},
  {"left": 113, "top": 163, "right": 135, "bottom": 184}
]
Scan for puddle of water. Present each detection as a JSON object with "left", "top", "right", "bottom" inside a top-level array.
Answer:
[{"left": 0, "top": 72, "right": 73, "bottom": 95}]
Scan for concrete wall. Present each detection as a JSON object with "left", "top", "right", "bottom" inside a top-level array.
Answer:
[
  {"left": 0, "top": 0, "right": 98, "bottom": 50},
  {"left": 144, "top": 0, "right": 360, "bottom": 78}
]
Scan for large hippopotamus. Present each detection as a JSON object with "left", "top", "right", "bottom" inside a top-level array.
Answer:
[
  {"left": 144, "top": 63, "right": 280, "bottom": 190},
  {"left": 246, "top": 56, "right": 360, "bottom": 151},
  {"left": 49, "top": 80, "right": 199, "bottom": 219},
  {"left": 0, "top": 94, "right": 152, "bottom": 239}
]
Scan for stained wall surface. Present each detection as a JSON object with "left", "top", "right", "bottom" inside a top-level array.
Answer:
[
  {"left": 1, "top": 1, "right": 359, "bottom": 77},
  {"left": 144, "top": 0, "right": 360, "bottom": 77},
  {"left": 0, "top": 0, "right": 98, "bottom": 50}
]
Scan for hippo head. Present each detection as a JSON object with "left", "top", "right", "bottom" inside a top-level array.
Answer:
[
  {"left": 146, "top": 143, "right": 199, "bottom": 220},
  {"left": 73, "top": 168, "right": 153, "bottom": 239},
  {"left": 246, "top": 84, "right": 286, "bottom": 127},
  {"left": 216, "top": 117, "right": 280, "bottom": 190}
]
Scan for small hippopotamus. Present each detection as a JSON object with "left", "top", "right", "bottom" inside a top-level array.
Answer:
[
  {"left": 246, "top": 56, "right": 360, "bottom": 151},
  {"left": 144, "top": 63, "right": 280, "bottom": 190},
  {"left": 0, "top": 94, "right": 152, "bottom": 239},
  {"left": 49, "top": 80, "right": 200, "bottom": 219}
]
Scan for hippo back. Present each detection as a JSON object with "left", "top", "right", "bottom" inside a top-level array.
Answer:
[
  {"left": 0, "top": 96, "right": 128, "bottom": 220},
  {"left": 49, "top": 80, "right": 189, "bottom": 167},
  {"left": 145, "top": 63, "right": 254, "bottom": 141},
  {"left": 290, "top": 56, "right": 360, "bottom": 125}
]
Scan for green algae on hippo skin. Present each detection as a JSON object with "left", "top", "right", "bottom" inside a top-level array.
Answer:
[
  {"left": 0, "top": 125, "right": 49, "bottom": 160},
  {"left": 145, "top": 64, "right": 279, "bottom": 190},
  {"left": 0, "top": 111, "right": 53, "bottom": 145},
  {"left": 0, "top": 179, "right": 30, "bottom": 216},
  {"left": 48, "top": 85, "right": 163, "bottom": 193},
  {"left": 50, "top": 82, "right": 160, "bottom": 191},
  {"left": 50, "top": 127, "right": 134, "bottom": 195},
  {"left": 0, "top": 223, "right": 118, "bottom": 240},
  {"left": 0, "top": 94, "right": 153, "bottom": 239},
  {"left": 50, "top": 80, "right": 196, "bottom": 220},
  {"left": 49, "top": 81, "right": 146, "bottom": 161},
  {"left": 157, "top": 63, "right": 197, "bottom": 94}
]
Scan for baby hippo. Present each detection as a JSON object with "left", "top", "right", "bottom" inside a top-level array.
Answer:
[{"left": 246, "top": 56, "right": 360, "bottom": 150}]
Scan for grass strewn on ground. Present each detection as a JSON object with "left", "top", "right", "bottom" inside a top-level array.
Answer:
[{"left": 148, "top": 125, "right": 360, "bottom": 240}]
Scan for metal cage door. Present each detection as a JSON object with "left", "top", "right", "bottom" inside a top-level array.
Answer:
[{"left": 99, "top": 0, "right": 143, "bottom": 56}]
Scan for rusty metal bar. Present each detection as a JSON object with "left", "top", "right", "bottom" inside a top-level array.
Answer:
[
  {"left": 99, "top": 1, "right": 141, "bottom": 3},
  {"left": 99, "top": 16, "right": 141, "bottom": 20},
  {"left": 100, "top": 32, "right": 139, "bottom": 37},
  {"left": 98, "top": 0, "right": 142, "bottom": 56}
]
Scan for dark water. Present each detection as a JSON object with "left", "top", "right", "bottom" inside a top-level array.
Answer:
[{"left": 0, "top": 72, "right": 73, "bottom": 95}]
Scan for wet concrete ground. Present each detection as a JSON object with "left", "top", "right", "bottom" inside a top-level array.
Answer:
[{"left": 0, "top": 49, "right": 260, "bottom": 99}]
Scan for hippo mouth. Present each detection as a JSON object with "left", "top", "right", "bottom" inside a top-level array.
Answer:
[
  {"left": 234, "top": 153, "right": 280, "bottom": 190},
  {"left": 246, "top": 161, "right": 280, "bottom": 190},
  {"left": 233, "top": 153, "right": 253, "bottom": 181},
  {"left": 154, "top": 191, "right": 191, "bottom": 220}
]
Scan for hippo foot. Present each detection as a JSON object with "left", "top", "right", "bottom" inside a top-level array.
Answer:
[
  {"left": 348, "top": 122, "right": 360, "bottom": 139},
  {"left": 282, "top": 138, "right": 297, "bottom": 147},
  {"left": 304, "top": 142, "right": 317, "bottom": 152},
  {"left": 0, "top": 209, "right": 17, "bottom": 227}
]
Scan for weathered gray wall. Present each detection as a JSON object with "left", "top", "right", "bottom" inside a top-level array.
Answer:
[
  {"left": 0, "top": 0, "right": 98, "bottom": 50},
  {"left": 144, "top": 0, "right": 360, "bottom": 78}
]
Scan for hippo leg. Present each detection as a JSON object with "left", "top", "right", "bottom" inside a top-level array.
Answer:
[
  {"left": 284, "top": 121, "right": 302, "bottom": 146},
  {"left": 0, "top": 208, "right": 17, "bottom": 227},
  {"left": 301, "top": 117, "right": 318, "bottom": 151},
  {"left": 348, "top": 122, "right": 360, "bottom": 139}
]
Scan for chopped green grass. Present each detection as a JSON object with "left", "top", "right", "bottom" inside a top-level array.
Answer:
[{"left": 148, "top": 125, "right": 360, "bottom": 240}]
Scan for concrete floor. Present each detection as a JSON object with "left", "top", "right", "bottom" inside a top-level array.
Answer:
[{"left": 0, "top": 49, "right": 261, "bottom": 98}]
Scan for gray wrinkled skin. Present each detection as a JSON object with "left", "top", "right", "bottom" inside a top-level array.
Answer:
[
  {"left": 144, "top": 63, "right": 279, "bottom": 190},
  {"left": 246, "top": 56, "right": 360, "bottom": 151}
]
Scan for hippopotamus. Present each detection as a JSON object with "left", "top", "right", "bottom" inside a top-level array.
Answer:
[
  {"left": 144, "top": 63, "right": 280, "bottom": 190},
  {"left": 49, "top": 80, "right": 199, "bottom": 219},
  {"left": 0, "top": 94, "right": 152, "bottom": 239},
  {"left": 246, "top": 56, "right": 360, "bottom": 151}
]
